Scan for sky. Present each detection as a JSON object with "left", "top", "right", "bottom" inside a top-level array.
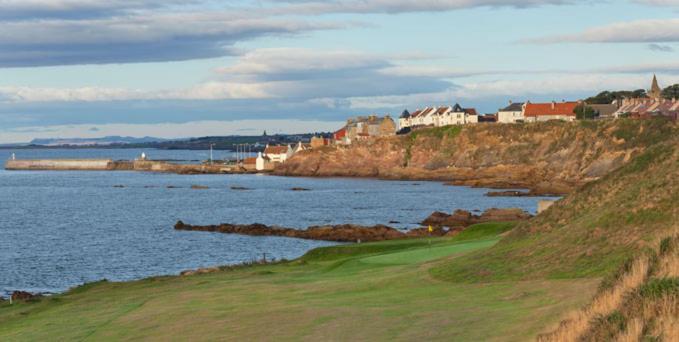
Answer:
[{"left": 2, "top": 0, "right": 679, "bottom": 143}]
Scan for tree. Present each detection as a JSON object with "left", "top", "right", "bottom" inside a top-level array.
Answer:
[
  {"left": 585, "top": 89, "right": 647, "bottom": 104},
  {"left": 574, "top": 104, "right": 597, "bottom": 120},
  {"left": 662, "top": 84, "right": 679, "bottom": 100}
]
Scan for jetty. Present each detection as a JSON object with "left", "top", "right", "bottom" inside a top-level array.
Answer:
[{"left": 4, "top": 159, "right": 264, "bottom": 175}]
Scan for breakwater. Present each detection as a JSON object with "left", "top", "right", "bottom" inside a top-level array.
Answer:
[
  {"left": 5, "top": 159, "right": 113, "bottom": 171},
  {"left": 4, "top": 159, "right": 260, "bottom": 174}
]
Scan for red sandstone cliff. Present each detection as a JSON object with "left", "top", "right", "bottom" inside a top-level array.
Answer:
[{"left": 275, "top": 120, "right": 676, "bottom": 193}]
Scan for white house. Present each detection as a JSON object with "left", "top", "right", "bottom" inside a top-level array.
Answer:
[
  {"left": 255, "top": 152, "right": 271, "bottom": 171},
  {"left": 497, "top": 102, "right": 525, "bottom": 123},
  {"left": 264, "top": 144, "right": 293, "bottom": 163},
  {"left": 399, "top": 104, "right": 479, "bottom": 130}
]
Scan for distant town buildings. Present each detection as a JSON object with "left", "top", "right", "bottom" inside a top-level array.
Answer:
[
  {"left": 613, "top": 75, "right": 679, "bottom": 121},
  {"left": 322, "top": 75, "right": 675, "bottom": 148}
]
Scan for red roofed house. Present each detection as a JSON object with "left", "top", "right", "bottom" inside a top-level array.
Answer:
[
  {"left": 333, "top": 127, "right": 349, "bottom": 145},
  {"left": 524, "top": 101, "right": 580, "bottom": 122},
  {"left": 263, "top": 144, "right": 293, "bottom": 163}
]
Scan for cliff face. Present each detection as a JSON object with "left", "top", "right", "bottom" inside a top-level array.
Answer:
[{"left": 275, "top": 119, "right": 676, "bottom": 193}]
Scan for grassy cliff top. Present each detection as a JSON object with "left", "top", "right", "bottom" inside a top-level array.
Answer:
[{"left": 431, "top": 124, "right": 678, "bottom": 282}]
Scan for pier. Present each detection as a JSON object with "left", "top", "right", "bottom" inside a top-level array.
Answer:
[{"left": 4, "top": 159, "right": 265, "bottom": 174}]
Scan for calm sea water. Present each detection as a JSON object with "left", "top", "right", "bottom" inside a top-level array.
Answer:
[{"left": 0, "top": 148, "right": 557, "bottom": 297}]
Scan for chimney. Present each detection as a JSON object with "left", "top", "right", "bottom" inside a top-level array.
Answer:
[{"left": 551, "top": 101, "right": 556, "bottom": 110}]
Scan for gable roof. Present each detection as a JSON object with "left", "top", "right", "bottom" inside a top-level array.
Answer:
[
  {"left": 464, "top": 108, "right": 478, "bottom": 116},
  {"left": 524, "top": 102, "right": 579, "bottom": 117},
  {"left": 500, "top": 102, "right": 524, "bottom": 112},
  {"left": 264, "top": 145, "right": 289, "bottom": 155}
]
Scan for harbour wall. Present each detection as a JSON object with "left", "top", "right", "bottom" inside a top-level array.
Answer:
[
  {"left": 4, "top": 159, "right": 261, "bottom": 175},
  {"left": 5, "top": 159, "right": 113, "bottom": 171}
]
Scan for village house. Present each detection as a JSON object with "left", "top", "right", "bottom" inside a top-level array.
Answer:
[
  {"left": 337, "top": 115, "right": 396, "bottom": 145},
  {"left": 523, "top": 101, "right": 580, "bottom": 122},
  {"left": 613, "top": 75, "right": 679, "bottom": 121},
  {"left": 310, "top": 136, "right": 331, "bottom": 148},
  {"left": 497, "top": 102, "right": 525, "bottom": 123},
  {"left": 263, "top": 144, "right": 294, "bottom": 163},
  {"left": 333, "top": 127, "right": 349, "bottom": 145},
  {"left": 399, "top": 104, "right": 479, "bottom": 130},
  {"left": 242, "top": 152, "right": 273, "bottom": 171}
]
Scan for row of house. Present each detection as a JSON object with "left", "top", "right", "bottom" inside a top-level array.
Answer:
[
  {"left": 324, "top": 75, "right": 676, "bottom": 146},
  {"left": 497, "top": 75, "right": 678, "bottom": 123},
  {"left": 398, "top": 104, "right": 479, "bottom": 130}
]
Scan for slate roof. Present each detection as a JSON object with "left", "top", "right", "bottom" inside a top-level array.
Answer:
[{"left": 500, "top": 102, "right": 524, "bottom": 112}]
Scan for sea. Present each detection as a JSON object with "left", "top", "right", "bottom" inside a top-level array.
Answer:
[{"left": 0, "top": 148, "right": 559, "bottom": 298}]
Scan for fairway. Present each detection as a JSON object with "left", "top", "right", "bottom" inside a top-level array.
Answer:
[{"left": 0, "top": 225, "right": 598, "bottom": 341}]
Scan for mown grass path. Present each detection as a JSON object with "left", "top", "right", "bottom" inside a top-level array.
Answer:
[{"left": 0, "top": 224, "right": 598, "bottom": 341}]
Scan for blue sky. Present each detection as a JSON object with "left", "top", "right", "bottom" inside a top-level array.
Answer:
[{"left": 1, "top": 0, "right": 679, "bottom": 143}]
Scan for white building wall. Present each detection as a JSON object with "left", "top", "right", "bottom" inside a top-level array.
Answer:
[{"left": 497, "top": 111, "right": 524, "bottom": 123}]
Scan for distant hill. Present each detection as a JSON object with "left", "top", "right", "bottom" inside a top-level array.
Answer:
[{"left": 29, "top": 136, "right": 169, "bottom": 146}]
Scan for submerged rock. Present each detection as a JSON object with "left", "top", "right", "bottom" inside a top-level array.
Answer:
[
  {"left": 191, "top": 185, "right": 209, "bottom": 190},
  {"left": 231, "top": 186, "right": 252, "bottom": 191},
  {"left": 291, "top": 187, "right": 311, "bottom": 191}
]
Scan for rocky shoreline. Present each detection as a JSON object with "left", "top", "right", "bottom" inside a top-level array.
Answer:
[{"left": 174, "top": 208, "right": 532, "bottom": 243}]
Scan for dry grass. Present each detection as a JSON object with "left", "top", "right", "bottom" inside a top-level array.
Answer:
[
  {"left": 615, "top": 318, "right": 643, "bottom": 342},
  {"left": 537, "top": 257, "right": 650, "bottom": 342},
  {"left": 539, "top": 235, "right": 679, "bottom": 342},
  {"left": 645, "top": 295, "right": 679, "bottom": 341},
  {"left": 656, "top": 237, "right": 679, "bottom": 278}
]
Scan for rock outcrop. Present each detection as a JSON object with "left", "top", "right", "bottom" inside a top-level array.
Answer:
[
  {"left": 175, "top": 221, "right": 407, "bottom": 242},
  {"left": 175, "top": 207, "right": 531, "bottom": 242},
  {"left": 421, "top": 208, "right": 532, "bottom": 228},
  {"left": 11, "top": 291, "right": 41, "bottom": 302},
  {"left": 274, "top": 120, "right": 674, "bottom": 194}
]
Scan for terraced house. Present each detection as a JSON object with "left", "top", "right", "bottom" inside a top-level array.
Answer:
[{"left": 399, "top": 104, "right": 479, "bottom": 130}]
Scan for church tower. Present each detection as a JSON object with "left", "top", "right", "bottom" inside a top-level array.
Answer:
[{"left": 649, "top": 74, "right": 662, "bottom": 99}]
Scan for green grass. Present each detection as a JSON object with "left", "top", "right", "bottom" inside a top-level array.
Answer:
[{"left": 0, "top": 227, "right": 597, "bottom": 341}]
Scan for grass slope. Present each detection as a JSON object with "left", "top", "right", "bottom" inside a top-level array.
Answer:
[
  {"left": 0, "top": 223, "right": 596, "bottom": 341},
  {"left": 432, "top": 124, "right": 679, "bottom": 282}
]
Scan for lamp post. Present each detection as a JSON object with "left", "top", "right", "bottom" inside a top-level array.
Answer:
[{"left": 209, "top": 144, "right": 214, "bottom": 165}]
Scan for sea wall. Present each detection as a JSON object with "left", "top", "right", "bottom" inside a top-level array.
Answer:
[
  {"left": 5, "top": 158, "right": 259, "bottom": 174},
  {"left": 5, "top": 159, "right": 113, "bottom": 171}
]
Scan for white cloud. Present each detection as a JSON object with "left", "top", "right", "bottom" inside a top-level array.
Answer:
[
  {"left": 0, "top": 11, "right": 343, "bottom": 67},
  {"left": 0, "top": 48, "right": 453, "bottom": 103},
  {"left": 527, "top": 19, "right": 679, "bottom": 44},
  {"left": 268, "top": 0, "right": 578, "bottom": 15},
  {"left": 636, "top": 0, "right": 679, "bottom": 6}
]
